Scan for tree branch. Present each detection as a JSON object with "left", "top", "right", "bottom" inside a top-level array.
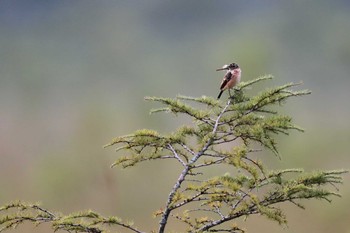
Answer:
[
  {"left": 158, "top": 99, "right": 233, "bottom": 233},
  {"left": 167, "top": 144, "right": 187, "bottom": 167}
]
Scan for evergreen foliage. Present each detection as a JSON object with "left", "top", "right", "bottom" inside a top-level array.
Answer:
[{"left": 0, "top": 76, "right": 347, "bottom": 233}]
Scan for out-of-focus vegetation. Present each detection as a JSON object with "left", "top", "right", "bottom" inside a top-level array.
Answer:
[{"left": 0, "top": 1, "right": 349, "bottom": 233}]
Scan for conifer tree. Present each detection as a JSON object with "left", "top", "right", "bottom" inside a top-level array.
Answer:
[{"left": 0, "top": 76, "right": 347, "bottom": 233}]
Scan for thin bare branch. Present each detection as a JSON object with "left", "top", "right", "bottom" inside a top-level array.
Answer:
[{"left": 167, "top": 144, "right": 186, "bottom": 167}]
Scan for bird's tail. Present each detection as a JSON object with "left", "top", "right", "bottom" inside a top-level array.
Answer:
[{"left": 217, "top": 90, "right": 224, "bottom": 99}]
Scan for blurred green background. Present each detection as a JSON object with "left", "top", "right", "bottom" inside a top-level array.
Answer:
[{"left": 1, "top": 1, "right": 349, "bottom": 232}]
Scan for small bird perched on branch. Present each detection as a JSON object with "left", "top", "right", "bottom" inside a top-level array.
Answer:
[{"left": 216, "top": 63, "right": 241, "bottom": 99}]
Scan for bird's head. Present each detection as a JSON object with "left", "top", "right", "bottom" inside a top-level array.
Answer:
[{"left": 216, "top": 63, "right": 240, "bottom": 71}]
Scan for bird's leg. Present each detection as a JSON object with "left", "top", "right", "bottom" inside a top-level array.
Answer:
[{"left": 229, "top": 89, "right": 235, "bottom": 99}]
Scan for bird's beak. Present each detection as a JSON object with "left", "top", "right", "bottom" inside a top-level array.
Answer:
[{"left": 216, "top": 67, "right": 228, "bottom": 71}]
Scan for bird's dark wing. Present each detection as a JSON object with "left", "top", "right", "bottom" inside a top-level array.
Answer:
[{"left": 220, "top": 72, "right": 232, "bottom": 90}]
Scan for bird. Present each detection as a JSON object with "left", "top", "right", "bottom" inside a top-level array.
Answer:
[{"left": 216, "top": 63, "right": 241, "bottom": 99}]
